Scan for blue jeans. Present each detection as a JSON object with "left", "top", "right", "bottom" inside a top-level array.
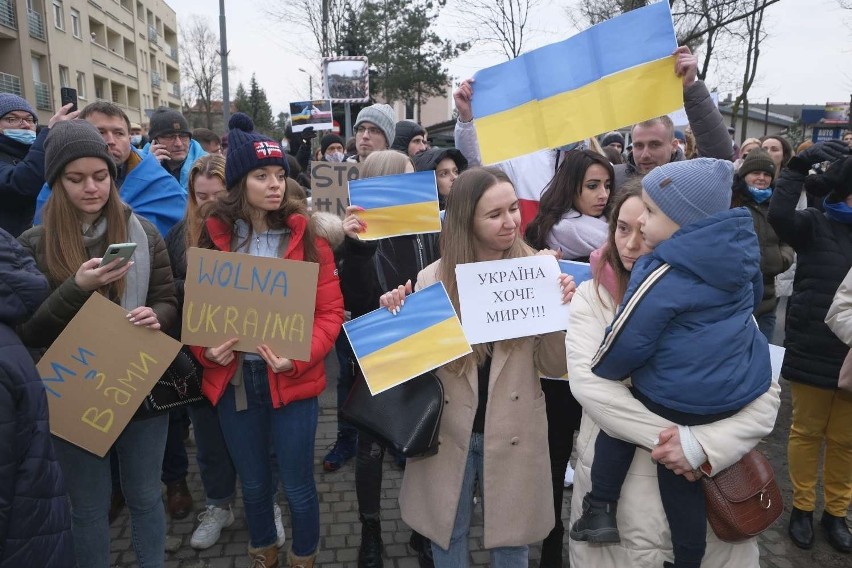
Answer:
[
  {"left": 217, "top": 360, "right": 320, "bottom": 555},
  {"left": 430, "top": 433, "right": 528, "bottom": 567},
  {"left": 161, "top": 408, "right": 189, "bottom": 484},
  {"left": 187, "top": 400, "right": 237, "bottom": 506},
  {"left": 54, "top": 413, "right": 168, "bottom": 568}
]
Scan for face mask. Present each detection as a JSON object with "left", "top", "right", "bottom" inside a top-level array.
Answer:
[
  {"left": 130, "top": 134, "right": 142, "bottom": 145},
  {"left": 3, "top": 128, "right": 36, "bottom": 145},
  {"left": 325, "top": 151, "right": 345, "bottom": 163},
  {"left": 747, "top": 186, "right": 773, "bottom": 204}
]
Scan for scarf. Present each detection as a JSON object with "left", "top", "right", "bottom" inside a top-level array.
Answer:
[
  {"left": 82, "top": 213, "right": 151, "bottom": 309},
  {"left": 548, "top": 210, "right": 609, "bottom": 261},
  {"left": 747, "top": 187, "right": 773, "bottom": 204},
  {"left": 824, "top": 198, "right": 852, "bottom": 225}
]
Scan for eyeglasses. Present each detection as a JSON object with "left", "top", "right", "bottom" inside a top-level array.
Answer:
[
  {"left": 355, "top": 125, "right": 383, "bottom": 136},
  {"left": 158, "top": 133, "right": 190, "bottom": 142},
  {"left": 2, "top": 115, "right": 37, "bottom": 127}
]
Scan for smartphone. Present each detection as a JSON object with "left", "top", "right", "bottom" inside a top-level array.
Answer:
[
  {"left": 60, "top": 87, "right": 78, "bottom": 113},
  {"left": 100, "top": 243, "right": 137, "bottom": 268}
]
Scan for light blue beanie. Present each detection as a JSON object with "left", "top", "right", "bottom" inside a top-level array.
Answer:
[{"left": 642, "top": 158, "right": 734, "bottom": 227}]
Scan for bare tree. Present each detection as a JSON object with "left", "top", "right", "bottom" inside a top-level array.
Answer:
[
  {"left": 179, "top": 16, "right": 222, "bottom": 129},
  {"left": 462, "top": 0, "right": 541, "bottom": 59},
  {"left": 266, "top": 0, "right": 362, "bottom": 58},
  {"left": 728, "top": 0, "right": 767, "bottom": 143}
]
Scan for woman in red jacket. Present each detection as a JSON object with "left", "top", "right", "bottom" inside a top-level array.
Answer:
[{"left": 190, "top": 114, "right": 343, "bottom": 568}]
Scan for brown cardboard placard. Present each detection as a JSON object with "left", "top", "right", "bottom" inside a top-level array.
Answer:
[
  {"left": 37, "top": 293, "right": 182, "bottom": 457},
  {"left": 311, "top": 161, "right": 361, "bottom": 218},
  {"left": 182, "top": 248, "right": 319, "bottom": 360}
]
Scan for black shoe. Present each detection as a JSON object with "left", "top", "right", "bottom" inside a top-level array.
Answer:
[
  {"left": 408, "top": 531, "right": 434, "bottom": 568},
  {"left": 568, "top": 493, "right": 620, "bottom": 543},
  {"left": 359, "top": 514, "right": 384, "bottom": 568},
  {"left": 820, "top": 511, "right": 852, "bottom": 553},
  {"left": 539, "top": 524, "right": 564, "bottom": 568},
  {"left": 788, "top": 507, "right": 814, "bottom": 549}
]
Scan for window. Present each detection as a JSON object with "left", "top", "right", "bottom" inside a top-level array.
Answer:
[
  {"left": 76, "top": 71, "right": 86, "bottom": 98},
  {"left": 70, "top": 9, "right": 80, "bottom": 38},
  {"left": 53, "top": 0, "right": 64, "bottom": 30},
  {"left": 59, "top": 65, "right": 69, "bottom": 88}
]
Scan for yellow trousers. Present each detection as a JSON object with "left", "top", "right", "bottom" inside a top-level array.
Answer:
[{"left": 787, "top": 381, "right": 852, "bottom": 516}]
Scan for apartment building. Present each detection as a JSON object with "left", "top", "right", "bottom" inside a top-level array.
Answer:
[{"left": 0, "top": 0, "right": 180, "bottom": 126}]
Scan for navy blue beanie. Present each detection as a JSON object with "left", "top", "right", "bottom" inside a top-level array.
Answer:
[{"left": 224, "top": 113, "right": 289, "bottom": 189}]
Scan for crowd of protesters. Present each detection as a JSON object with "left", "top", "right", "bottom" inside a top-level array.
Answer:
[{"left": 1, "top": 37, "right": 851, "bottom": 568}]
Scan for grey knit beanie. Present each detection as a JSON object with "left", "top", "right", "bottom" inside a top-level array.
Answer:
[
  {"left": 354, "top": 104, "right": 395, "bottom": 147},
  {"left": 44, "top": 120, "right": 117, "bottom": 185},
  {"left": 148, "top": 106, "right": 191, "bottom": 141},
  {"left": 738, "top": 148, "right": 775, "bottom": 182},
  {"left": 0, "top": 93, "right": 38, "bottom": 123},
  {"left": 642, "top": 158, "right": 733, "bottom": 228}
]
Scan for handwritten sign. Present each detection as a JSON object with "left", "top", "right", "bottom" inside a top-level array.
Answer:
[
  {"left": 455, "top": 255, "right": 569, "bottom": 344},
  {"left": 311, "top": 161, "right": 361, "bottom": 217},
  {"left": 37, "top": 293, "right": 182, "bottom": 457},
  {"left": 182, "top": 248, "right": 319, "bottom": 360}
]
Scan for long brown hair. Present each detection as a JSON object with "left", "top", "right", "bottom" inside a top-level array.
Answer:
[
  {"left": 592, "top": 179, "right": 643, "bottom": 307},
  {"left": 198, "top": 168, "right": 319, "bottom": 263},
  {"left": 525, "top": 149, "right": 615, "bottom": 250},
  {"left": 185, "top": 154, "right": 226, "bottom": 248},
  {"left": 441, "top": 167, "right": 535, "bottom": 375},
  {"left": 42, "top": 171, "right": 128, "bottom": 299}
]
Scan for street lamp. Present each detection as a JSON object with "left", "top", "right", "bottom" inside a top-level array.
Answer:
[{"left": 298, "top": 68, "right": 313, "bottom": 100}]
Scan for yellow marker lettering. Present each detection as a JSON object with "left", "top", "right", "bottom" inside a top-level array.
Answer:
[
  {"left": 204, "top": 304, "right": 221, "bottom": 332},
  {"left": 224, "top": 306, "right": 239, "bottom": 335},
  {"left": 290, "top": 314, "right": 305, "bottom": 342},
  {"left": 185, "top": 301, "right": 203, "bottom": 332},
  {"left": 129, "top": 352, "right": 157, "bottom": 375},
  {"left": 243, "top": 308, "right": 258, "bottom": 337},
  {"left": 104, "top": 387, "right": 131, "bottom": 406},
  {"left": 274, "top": 314, "right": 289, "bottom": 340},
  {"left": 82, "top": 407, "right": 114, "bottom": 433},
  {"left": 261, "top": 311, "right": 272, "bottom": 340}
]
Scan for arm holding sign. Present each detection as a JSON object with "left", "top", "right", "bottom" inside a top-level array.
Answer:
[{"left": 453, "top": 79, "right": 483, "bottom": 168}]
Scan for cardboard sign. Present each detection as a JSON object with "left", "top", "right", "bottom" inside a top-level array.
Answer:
[
  {"left": 348, "top": 170, "right": 441, "bottom": 240},
  {"left": 289, "top": 99, "right": 334, "bottom": 133},
  {"left": 182, "top": 248, "right": 319, "bottom": 360},
  {"left": 37, "top": 293, "right": 182, "bottom": 457},
  {"left": 344, "top": 283, "right": 471, "bottom": 394},
  {"left": 311, "top": 161, "right": 360, "bottom": 217},
  {"left": 455, "top": 255, "right": 569, "bottom": 344}
]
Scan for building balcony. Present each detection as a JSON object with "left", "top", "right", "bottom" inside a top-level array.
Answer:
[
  {"left": 147, "top": 24, "right": 158, "bottom": 43},
  {"left": 0, "top": 0, "right": 17, "bottom": 31},
  {"left": 34, "top": 81, "right": 51, "bottom": 110},
  {"left": 28, "top": 9, "right": 45, "bottom": 41},
  {"left": 151, "top": 71, "right": 161, "bottom": 89},
  {"left": 0, "top": 72, "right": 22, "bottom": 96},
  {"left": 165, "top": 44, "right": 177, "bottom": 61},
  {"left": 168, "top": 82, "right": 180, "bottom": 98}
]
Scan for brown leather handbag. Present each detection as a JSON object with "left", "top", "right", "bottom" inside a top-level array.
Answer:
[{"left": 702, "top": 449, "right": 783, "bottom": 542}]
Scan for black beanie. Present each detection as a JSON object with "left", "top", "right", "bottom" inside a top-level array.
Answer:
[
  {"left": 148, "top": 107, "right": 191, "bottom": 141},
  {"left": 601, "top": 132, "right": 625, "bottom": 148},
  {"left": 44, "top": 120, "right": 117, "bottom": 185},
  {"left": 224, "top": 113, "right": 289, "bottom": 189},
  {"left": 391, "top": 120, "right": 426, "bottom": 153},
  {"left": 320, "top": 133, "right": 345, "bottom": 155}
]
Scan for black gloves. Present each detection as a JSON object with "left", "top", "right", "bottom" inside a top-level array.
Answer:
[{"left": 797, "top": 140, "right": 849, "bottom": 165}]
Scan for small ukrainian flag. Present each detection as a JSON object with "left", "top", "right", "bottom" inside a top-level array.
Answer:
[
  {"left": 344, "top": 283, "right": 471, "bottom": 395},
  {"left": 348, "top": 170, "right": 441, "bottom": 240},
  {"left": 473, "top": 1, "right": 682, "bottom": 164}
]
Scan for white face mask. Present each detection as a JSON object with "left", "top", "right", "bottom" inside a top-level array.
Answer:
[
  {"left": 325, "top": 151, "right": 345, "bottom": 163},
  {"left": 130, "top": 134, "right": 142, "bottom": 145},
  {"left": 3, "top": 128, "right": 37, "bottom": 145}
]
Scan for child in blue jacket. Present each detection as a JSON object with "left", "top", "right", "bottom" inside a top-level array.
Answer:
[{"left": 569, "top": 158, "right": 772, "bottom": 568}]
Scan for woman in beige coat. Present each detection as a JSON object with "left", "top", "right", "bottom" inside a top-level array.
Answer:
[
  {"left": 380, "top": 167, "right": 572, "bottom": 566},
  {"left": 566, "top": 184, "right": 781, "bottom": 567}
]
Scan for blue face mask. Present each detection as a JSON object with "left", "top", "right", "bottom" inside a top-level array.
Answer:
[
  {"left": 3, "top": 128, "right": 36, "bottom": 145},
  {"left": 823, "top": 198, "right": 852, "bottom": 225},
  {"left": 747, "top": 186, "right": 773, "bottom": 204}
]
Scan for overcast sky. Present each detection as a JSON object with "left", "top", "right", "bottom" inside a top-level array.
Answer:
[{"left": 170, "top": 0, "right": 852, "bottom": 116}]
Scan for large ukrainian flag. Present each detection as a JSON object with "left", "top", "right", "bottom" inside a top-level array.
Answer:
[
  {"left": 344, "top": 283, "right": 471, "bottom": 395},
  {"left": 473, "top": 1, "right": 681, "bottom": 164},
  {"left": 348, "top": 170, "right": 441, "bottom": 240}
]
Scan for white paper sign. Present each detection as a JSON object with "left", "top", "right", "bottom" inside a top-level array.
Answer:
[
  {"left": 455, "top": 255, "right": 568, "bottom": 344},
  {"left": 769, "top": 344, "right": 785, "bottom": 381}
]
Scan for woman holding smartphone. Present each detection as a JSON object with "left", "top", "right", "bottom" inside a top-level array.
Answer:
[
  {"left": 17, "top": 120, "right": 176, "bottom": 568},
  {"left": 189, "top": 114, "right": 343, "bottom": 568}
]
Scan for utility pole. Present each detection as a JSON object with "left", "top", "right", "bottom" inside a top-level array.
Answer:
[{"left": 218, "top": 0, "right": 230, "bottom": 127}]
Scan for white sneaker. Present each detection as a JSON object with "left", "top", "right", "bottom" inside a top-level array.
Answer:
[
  {"left": 190, "top": 505, "right": 235, "bottom": 550},
  {"left": 274, "top": 502, "right": 286, "bottom": 548},
  {"left": 564, "top": 463, "right": 575, "bottom": 487}
]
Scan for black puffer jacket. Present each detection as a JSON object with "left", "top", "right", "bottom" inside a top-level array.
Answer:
[
  {"left": 0, "top": 129, "right": 49, "bottom": 237},
  {"left": 0, "top": 228, "right": 74, "bottom": 568},
  {"left": 768, "top": 162, "right": 852, "bottom": 389},
  {"left": 164, "top": 218, "right": 188, "bottom": 340}
]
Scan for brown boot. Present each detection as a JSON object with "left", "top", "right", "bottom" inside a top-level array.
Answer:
[
  {"left": 248, "top": 544, "right": 280, "bottom": 568},
  {"left": 165, "top": 478, "right": 193, "bottom": 520},
  {"left": 288, "top": 548, "right": 316, "bottom": 568}
]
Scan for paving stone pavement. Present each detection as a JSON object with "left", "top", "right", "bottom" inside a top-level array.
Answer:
[{"left": 107, "top": 355, "right": 851, "bottom": 567}]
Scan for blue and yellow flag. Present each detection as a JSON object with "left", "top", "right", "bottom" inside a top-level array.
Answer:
[
  {"left": 473, "top": 2, "right": 681, "bottom": 164},
  {"left": 348, "top": 170, "right": 441, "bottom": 240},
  {"left": 344, "top": 283, "right": 471, "bottom": 395}
]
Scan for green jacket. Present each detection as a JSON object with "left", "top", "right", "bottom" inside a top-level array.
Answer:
[{"left": 16, "top": 208, "right": 176, "bottom": 349}]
